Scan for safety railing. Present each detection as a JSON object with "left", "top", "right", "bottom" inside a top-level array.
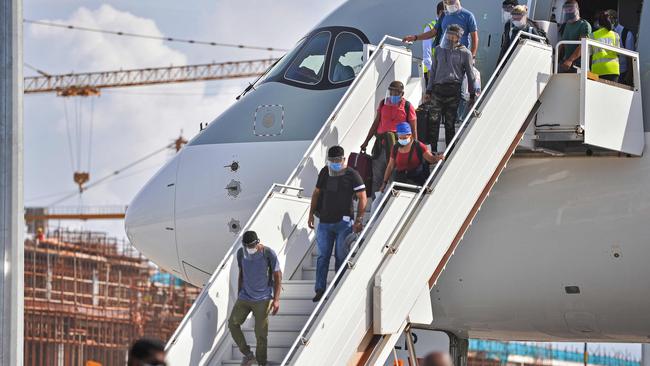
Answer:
[
  {"left": 280, "top": 32, "right": 547, "bottom": 365},
  {"left": 554, "top": 38, "right": 640, "bottom": 90}
]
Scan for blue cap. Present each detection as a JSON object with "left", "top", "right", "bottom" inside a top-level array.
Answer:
[{"left": 396, "top": 122, "right": 412, "bottom": 135}]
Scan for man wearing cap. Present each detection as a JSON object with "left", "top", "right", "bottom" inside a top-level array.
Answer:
[
  {"left": 308, "top": 146, "right": 368, "bottom": 302},
  {"left": 499, "top": 5, "right": 543, "bottom": 61},
  {"left": 228, "top": 230, "right": 282, "bottom": 366},
  {"left": 427, "top": 24, "right": 478, "bottom": 149},
  {"left": 361, "top": 81, "right": 417, "bottom": 196}
]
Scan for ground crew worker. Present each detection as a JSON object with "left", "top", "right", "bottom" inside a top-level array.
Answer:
[
  {"left": 559, "top": 0, "right": 592, "bottom": 73},
  {"left": 590, "top": 10, "right": 621, "bottom": 82},
  {"left": 609, "top": 9, "right": 636, "bottom": 84},
  {"left": 423, "top": 2, "right": 445, "bottom": 86},
  {"left": 228, "top": 231, "right": 282, "bottom": 366},
  {"left": 361, "top": 81, "right": 417, "bottom": 196},
  {"left": 426, "top": 24, "right": 478, "bottom": 149}
]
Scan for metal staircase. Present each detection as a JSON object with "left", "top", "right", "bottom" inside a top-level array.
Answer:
[{"left": 166, "top": 33, "right": 556, "bottom": 366}]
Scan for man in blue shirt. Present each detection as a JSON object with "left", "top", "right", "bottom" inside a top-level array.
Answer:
[
  {"left": 404, "top": 0, "right": 479, "bottom": 59},
  {"left": 228, "top": 231, "right": 282, "bottom": 366}
]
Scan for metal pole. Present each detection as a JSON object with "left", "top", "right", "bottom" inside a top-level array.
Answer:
[
  {"left": 0, "top": 0, "right": 24, "bottom": 365},
  {"left": 642, "top": 344, "right": 650, "bottom": 366}
]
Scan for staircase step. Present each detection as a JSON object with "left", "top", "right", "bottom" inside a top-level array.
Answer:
[
  {"left": 222, "top": 360, "right": 281, "bottom": 366},
  {"left": 242, "top": 313, "right": 309, "bottom": 330},
  {"left": 281, "top": 280, "right": 315, "bottom": 297},
  {"left": 300, "top": 266, "right": 336, "bottom": 281},
  {"left": 242, "top": 329, "right": 300, "bottom": 347},
  {"left": 231, "top": 345, "right": 290, "bottom": 362}
]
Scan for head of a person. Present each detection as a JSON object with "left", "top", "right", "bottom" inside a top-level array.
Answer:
[
  {"left": 437, "top": 2, "right": 445, "bottom": 18},
  {"left": 607, "top": 9, "right": 619, "bottom": 26},
  {"left": 242, "top": 230, "right": 261, "bottom": 254},
  {"left": 421, "top": 352, "right": 454, "bottom": 366},
  {"left": 127, "top": 338, "right": 166, "bottom": 366},
  {"left": 396, "top": 122, "right": 413, "bottom": 146},
  {"left": 387, "top": 81, "right": 405, "bottom": 105},
  {"left": 511, "top": 5, "right": 529, "bottom": 28},
  {"left": 595, "top": 10, "right": 614, "bottom": 31},
  {"left": 327, "top": 146, "right": 346, "bottom": 173},
  {"left": 562, "top": 0, "right": 580, "bottom": 23},
  {"left": 444, "top": 24, "right": 464, "bottom": 48},
  {"left": 443, "top": 0, "right": 461, "bottom": 14},
  {"left": 502, "top": 0, "right": 519, "bottom": 23}
]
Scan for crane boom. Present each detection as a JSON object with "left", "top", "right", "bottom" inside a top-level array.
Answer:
[{"left": 24, "top": 58, "right": 278, "bottom": 95}]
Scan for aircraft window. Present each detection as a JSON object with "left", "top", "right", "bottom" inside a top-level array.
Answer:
[
  {"left": 284, "top": 31, "right": 331, "bottom": 85},
  {"left": 329, "top": 32, "right": 365, "bottom": 84}
]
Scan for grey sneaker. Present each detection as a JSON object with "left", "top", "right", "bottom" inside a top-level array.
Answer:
[{"left": 240, "top": 352, "right": 255, "bottom": 366}]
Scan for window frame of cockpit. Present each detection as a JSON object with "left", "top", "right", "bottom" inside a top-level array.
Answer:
[
  {"left": 259, "top": 26, "right": 370, "bottom": 90},
  {"left": 328, "top": 31, "right": 365, "bottom": 85},
  {"left": 283, "top": 30, "right": 333, "bottom": 86}
]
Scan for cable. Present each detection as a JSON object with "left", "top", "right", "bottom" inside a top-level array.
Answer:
[
  {"left": 62, "top": 98, "right": 76, "bottom": 172},
  {"left": 24, "top": 19, "right": 290, "bottom": 52},
  {"left": 24, "top": 62, "right": 50, "bottom": 76}
]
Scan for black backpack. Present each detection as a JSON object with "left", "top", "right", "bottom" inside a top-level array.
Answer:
[{"left": 236, "top": 246, "right": 275, "bottom": 287}]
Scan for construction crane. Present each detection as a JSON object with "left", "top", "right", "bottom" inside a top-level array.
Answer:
[{"left": 24, "top": 58, "right": 279, "bottom": 96}]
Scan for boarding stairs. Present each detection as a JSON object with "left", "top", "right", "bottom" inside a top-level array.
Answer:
[{"left": 165, "top": 33, "right": 558, "bottom": 365}]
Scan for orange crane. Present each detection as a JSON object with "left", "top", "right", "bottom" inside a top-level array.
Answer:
[{"left": 24, "top": 58, "right": 278, "bottom": 96}]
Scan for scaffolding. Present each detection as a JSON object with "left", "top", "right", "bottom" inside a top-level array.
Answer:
[{"left": 24, "top": 229, "right": 200, "bottom": 366}]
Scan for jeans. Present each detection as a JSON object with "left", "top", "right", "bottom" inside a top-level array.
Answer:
[
  {"left": 228, "top": 299, "right": 272, "bottom": 364},
  {"left": 457, "top": 98, "right": 469, "bottom": 124},
  {"left": 315, "top": 220, "right": 353, "bottom": 292}
]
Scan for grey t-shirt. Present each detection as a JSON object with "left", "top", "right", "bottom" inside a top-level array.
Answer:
[{"left": 238, "top": 246, "right": 280, "bottom": 302}]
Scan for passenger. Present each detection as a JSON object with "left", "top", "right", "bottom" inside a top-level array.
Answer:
[
  {"left": 590, "top": 10, "right": 621, "bottom": 82},
  {"left": 426, "top": 25, "right": 478, "bottom": 150},
  {"left": 379, "top": 122, "right": 443, "bottom": 191},
  {"left": 501, "top": 0, "right": 518, "bottom": 25},
  {"left": 609, "top": 10, "right": 636, "bottom": 84},
  {"left": 423, "top": 2, "right": 446, "bottom": 86},
  {"left": 127, "top": 338, "right": 166, "bottom": 366},
  {"left": 559, "top": 0, "right": 592, "bottom": 73},
  {"left": 403, "top": 0, "right": 479, "bottom": 60},
  {"left": 420, "top": 352, "right": 454, "bottom": 366},
  {"left": 360, "top": 81, "right": 417, "bottom": 196},
  {"left": 308, "top": 146, "right": 368, "bottom": 302},
  {"left": 499, "top": 5, "right": 543, "bottom": 60},
  {"left": 228, "top": 230, "right": 282, "bottom": 366}
]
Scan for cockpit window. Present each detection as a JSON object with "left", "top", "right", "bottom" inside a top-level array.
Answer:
[
  {"left": 329, "top": 32, "right": 364, "bottom": 84},
  {"left": 284, "top": 31, "right": 331, "bottom": 85}
]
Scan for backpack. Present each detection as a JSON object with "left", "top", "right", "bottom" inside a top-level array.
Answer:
[
  {"left": 391, "top": 141, "right": 431, "bottom": 186},
  {"left": 236, "top": 246, "right": 274, "bottom": 287}
]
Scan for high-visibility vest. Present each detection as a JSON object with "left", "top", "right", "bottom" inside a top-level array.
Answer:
[
  {"left": 591, "top": 28, "right": 621, "bottom": 76},
  {"left": 423, "top": 19, "right": 437, "bottom": 73}
]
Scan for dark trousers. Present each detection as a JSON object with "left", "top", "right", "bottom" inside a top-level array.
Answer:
[{"left": 430, "top": 90, "right": 461, "bottom": 147}]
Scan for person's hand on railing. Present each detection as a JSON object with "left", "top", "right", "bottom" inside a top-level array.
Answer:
[
  {"left": 353, "top": 220, "right": 364, "bottom": 234},
  {"left": 403, "top": 35, "right": 417, "bottom": 43}
]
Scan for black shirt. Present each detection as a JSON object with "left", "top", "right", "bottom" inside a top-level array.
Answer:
[{"left": 316, "top": 167, "right": 366, "bottom": 224}]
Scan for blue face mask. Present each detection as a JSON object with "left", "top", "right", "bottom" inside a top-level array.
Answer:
[
  {"left": 328, "top": 161, "right": 344, "bottom": 172},
  {"left": 398, "top": 138, "right": 411, "bottom": 146},
  {"left": 388, "top": 96, "right": 401, "bottom": 105}
]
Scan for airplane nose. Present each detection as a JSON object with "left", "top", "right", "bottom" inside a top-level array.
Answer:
[{"left": 125, "top": 156, "right": 182, "bottom": 277}]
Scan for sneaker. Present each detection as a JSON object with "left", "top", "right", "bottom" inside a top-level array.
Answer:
[
  {"left": 240, "top": 352, "right": 255, "bottom": 366},
  {"left": 312, "top": 289, "right": 325, "bottom": 302}
]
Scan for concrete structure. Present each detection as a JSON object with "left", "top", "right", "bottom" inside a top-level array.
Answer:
[{"left": 0, "top": 0, "right": 23, "bottom": 365}]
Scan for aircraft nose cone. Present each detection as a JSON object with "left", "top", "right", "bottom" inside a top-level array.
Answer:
[{"left": 125, "top": 157, "right": 181, "bottom": 275}]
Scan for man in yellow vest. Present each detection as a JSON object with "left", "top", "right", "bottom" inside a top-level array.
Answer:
[
  {"left": 590, "top": 10, "right": 621, "bottom": 82},
  {"left": 422, "top": 2, "right": 445, "bottom": 87}
]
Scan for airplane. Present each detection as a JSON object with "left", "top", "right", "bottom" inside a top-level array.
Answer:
[{"left": 125, "top": 0, "right": 650, "bottom": 358}]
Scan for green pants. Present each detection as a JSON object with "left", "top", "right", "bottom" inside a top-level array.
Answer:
[{"left": 228, "top": 299, "right": 271, "bottom": 364}]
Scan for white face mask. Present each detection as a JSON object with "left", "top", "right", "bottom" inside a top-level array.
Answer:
[
  {"left": 246, "top": 246, "right": 258, "bottom": 255},
  {"left": 445, "top": 4, "right": 459, "bottom": 13},
  {"left": 512, "top": 19, "right": 525, "bottom": 28}
]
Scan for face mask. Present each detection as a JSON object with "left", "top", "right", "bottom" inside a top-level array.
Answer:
[
  {"left": 246, "top": 246, "right": 258, "bottom": 255},
  {"left": 445, "top": 5, "right": 459, "bottom": 13},
  {"left": 444, "top": 37, "right": 458, "bottom": 49},
  {"left": 328, "top": 161, "right": 344, "bottom": 172},
  {"left": 512, "top": 19, "right": 525, "bottom": 28},
  {"left": 398, "top": 138, "right": 411, "bottom": 146},
  {"left": 564, "top": 11, "right": 577, "bottom": 22},
  {"left": 388, "top": 95, "right": 401, "bottom": 105}
]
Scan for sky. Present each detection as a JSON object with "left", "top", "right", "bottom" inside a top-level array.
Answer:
[{"left": 20, "top": 0, "right": 644, "bottom": 359}]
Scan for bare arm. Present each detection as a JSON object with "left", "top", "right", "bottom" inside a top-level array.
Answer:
[
  {"left": 362, "top": 113, "right": 381, "bottom": 148},
  {"left": 308, "top": 188, "right": 320, "bottom": 229},
  {"left": 423, "top": 149, "right": 444, "bottom": 163},
  {"left": 470, "top": 31, "right": 479, "bottom": 58},
  {"left": 354, "top": 190, "right": 368, "bottom": 233},
  {"left": 404, "top": 28, "right": 437, "bottom": 42},
  {"left": 271, "top": 270, "right": 282, "bottom": 315}
]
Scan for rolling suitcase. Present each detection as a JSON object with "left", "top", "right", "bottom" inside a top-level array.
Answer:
[
  {"left": 348, "top": 150, "right": 373, "bottom": 197},
  {"left": 416, "top": 102, "right": 434, "bottom": 145}
]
